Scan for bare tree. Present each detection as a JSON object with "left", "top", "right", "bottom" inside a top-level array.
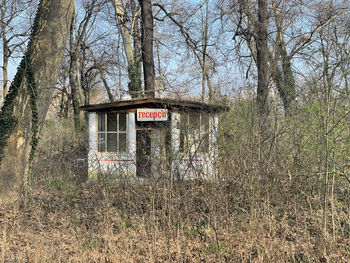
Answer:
[
  {"left": 227, "top": 0, "right": 344, "bottom": 114},
  {"left": 52, "top": 0, "right": 119, "bottom": 119},
  {"left": 0, "top": 0, "right": 36, "bottom": 104},
  {"left": 69, "top": 0, "right": 100, "bottom": 131},
  {"left": 270, "top": 0, "right": 344, "bottom": 114},
  {"left": 153, "top": 1, "right": 215, "bottom": 102},
  {"left": 86, "top": 45, "right": 114, "bottom": 103},
  {"left": 300, "top": 1, "right": 350, "bottom": 239},
  {"left": 113, "top": 0, "right": 142, "bottom": 97},
  {"left": 201, "top": 0, "right": 214, "bottom": 102}
]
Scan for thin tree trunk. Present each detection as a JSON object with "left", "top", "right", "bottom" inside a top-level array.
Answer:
[
  {"left": 79, "top": 45, "right": 89, "bottom": 122},
  {"left": 139, "top": 0, "right": 155, "bottom": 97},
  {"left": 1, "top": 1, "right": 7, "bottom": 104},
  {"left": 131, "top": 0, "right": 142, "bottom": 96},
  {"left": 202, "top": 0, "right": 209, "bottom": 103},
  {"left": 114, "top": 0, "right": 142, "bottom": 98},
  {"left": 256, "top": 0, "right": 269, "bottom": 118},
  {"left": 202, "top": 68, "right": 206, "bottom": 102},
  {"left": 2, "top": 47, "right": 8, "bottom": 100},
  {"left": 100, "top": 70, "right": 114, "bottom": 103},
  {"left": 256, "top": 0, "right": 270, "bottom": 184},
  {"left": 206, "top": 71, "right": 213, "bottom": 102},
  {"left": 271, "top": 0, "right": 296, "bottom": 114},
  {"left": 117, "top": 37, "right": 123, "bottom": 97},
  {"left": 320, "top": 34, "right": 331, "bottom": 238},
  {"left": 69, "top": 14, "right": 81, "bottom": 131},
  {"left": 1, "top": 22, "right": 8, "bottom": 103}
]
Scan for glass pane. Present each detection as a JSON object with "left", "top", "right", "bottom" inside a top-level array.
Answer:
[
  {"left": 119, "top": 133, "right": 127, "bottom": 153},
  {"left": 98, "top": 133, "right": 105, "bottom": 152},
  {"left": 107, "top": 133, "right": 117, "bottom": 152},
  {"left": 98, "top": 113, "right": 105, "bottom": 131},
  {"left": 119, "top": 113, "right": 127, "bottom": 131},
  {"left": 107, "top": 113, "right": 117, "bottom": 131}
]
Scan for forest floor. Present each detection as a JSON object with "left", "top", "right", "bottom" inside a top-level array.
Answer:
[{"left": 0, "top": 180, "right": 349, "bottom": 262}]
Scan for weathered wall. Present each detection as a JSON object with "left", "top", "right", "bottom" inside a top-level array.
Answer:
[
  {"left": 87, "top": 111, "right": 219, "bottom": 181},
  {"left": 172, "top": 113, "right": 218, "bottom": 180},
  {"left": 88, "top": 112, "right": 136, "bottom": 179}
]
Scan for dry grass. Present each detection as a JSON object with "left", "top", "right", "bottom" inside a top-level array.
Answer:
[
  {"left": 1, "top": 107, "right": 350, "bottom": 262},
  {"left": 0, "top": 179, "right": 349, "bottom": 263}
]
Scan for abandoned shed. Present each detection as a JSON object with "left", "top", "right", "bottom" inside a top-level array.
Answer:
[{"left": 80, "top": 98, "right": 226, "bottom": 181}]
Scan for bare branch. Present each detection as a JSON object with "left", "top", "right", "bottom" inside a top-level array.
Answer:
[{"left": 289, "top": 9, "right": 345, "bottom": 58}]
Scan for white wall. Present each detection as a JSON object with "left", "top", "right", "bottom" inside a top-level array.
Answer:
[
  {"left": 171, "top": 112, "right": 218, "bottom": 181},
  {"left": 87, "top": 111, "right": 219, "bottom": 181},
  {"left": 88, "top": 112, "right": 136, "bottom": 178}
]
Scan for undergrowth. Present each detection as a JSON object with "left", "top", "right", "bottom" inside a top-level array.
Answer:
[{"left": 1, "top": 97, "right": 350, "bottom": 262}]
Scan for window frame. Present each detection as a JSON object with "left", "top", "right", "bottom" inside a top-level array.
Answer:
[
  {"left": 180, "top": 112, "right": 210, "bottom": 154},
  {"left": 97, "top": 112, "right": 128, "bottom": 153}
]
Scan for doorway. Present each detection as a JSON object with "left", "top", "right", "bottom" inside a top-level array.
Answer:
[{"left": 136, "top": 130, "right": 152, "bottom": 177}]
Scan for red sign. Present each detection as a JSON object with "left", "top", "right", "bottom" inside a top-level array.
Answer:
[{"left": 137, "top": 108, "right": 168, "bottom": 121}]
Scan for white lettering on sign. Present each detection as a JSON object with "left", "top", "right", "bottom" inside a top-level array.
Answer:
[{"left": 137, "top": 108, "right": 168, "bottom": 121}]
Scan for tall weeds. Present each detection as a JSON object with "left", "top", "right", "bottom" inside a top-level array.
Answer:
[{"left": 0, "top": 96, "right": 349, "bottom": 262}]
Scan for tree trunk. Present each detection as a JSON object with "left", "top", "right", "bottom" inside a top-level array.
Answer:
[
  {"left": 2, "top": 43, "right": 8, "bottom": 101},
  {"left": 139, "top": 0, "right": 155, "bottom": 97},
  {"left": 0, "top": 0, "right": 75, "bottom": 202},
  {"left": 273, "top": 53, "right": 296, "bottom": 115},
  {"left": 256, "top": 0, "right": 270, "bottom": 179},
  {"left": 1, "top": 17, "right": 8, "bottom": 103},
  {"left": 256, "top": 0, "right": 269, "bottom": 118},
  {"left": 202, "top": 0, "right": 213, "bottom": 103},
  {"left": 131, "top": 0, "right": 142, "bottom": 97},
  {"left": 1, "top": 1, "right": 7, "bottom": 104},
  {"left": 69, "top": 14, "right": 81, "bottom": 131},
  {"left": 271, "top": 0, "right": 296, "bottom": 115},
  {"left": 113, "top": 0, "right": 142, "bottom": 98},
  {"left": 69, "top": 1, "right": 96, "bottom": 131}
]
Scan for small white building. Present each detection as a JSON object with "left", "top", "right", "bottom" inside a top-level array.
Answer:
[{"left": 80, "top": 98, "right": 226, "bottom": 181}]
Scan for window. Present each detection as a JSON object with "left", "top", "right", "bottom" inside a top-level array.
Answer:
[
  {"left": 97, "top": 113, "right": 128, "bottom": 153},
  {"left": 180, "top": 113, "right": 209, "bottom": 153}
]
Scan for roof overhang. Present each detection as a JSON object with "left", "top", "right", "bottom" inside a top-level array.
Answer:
[{"left": 80, "top": 98, "right": 228, "bottom": 113}]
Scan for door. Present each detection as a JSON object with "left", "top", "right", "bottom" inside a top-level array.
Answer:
[{"left": 136, "top": 130, "right": 152, "bottom": 177}]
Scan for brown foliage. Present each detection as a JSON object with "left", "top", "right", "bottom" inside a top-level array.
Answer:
[{"left": 0, "top": 176, "right": 349, "bottom": 262}]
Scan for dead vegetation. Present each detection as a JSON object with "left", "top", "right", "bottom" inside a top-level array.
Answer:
[
  {"left": 0, "top": 177, "right": 349, "bottom": 262},
  {"left": 1, "top": 99, "right": 350, "bottom": 262}
]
